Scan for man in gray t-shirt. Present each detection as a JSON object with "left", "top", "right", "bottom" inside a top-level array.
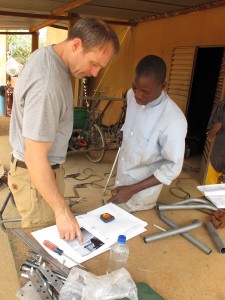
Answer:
[{"left": 8, "top": 18, "right": 119, "bottom": 242}]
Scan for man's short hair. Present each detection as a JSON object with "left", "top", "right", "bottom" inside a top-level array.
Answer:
[
  {"left": 135, "top": 55, "right": 166, "bottom": 84},
  {"left": 68, "top": 17, "right": 120, "bottom": 55}
]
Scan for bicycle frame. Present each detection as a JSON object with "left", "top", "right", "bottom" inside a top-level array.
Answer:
[{"left": 68, "top": 96, "right": 126, "bottom": 162}]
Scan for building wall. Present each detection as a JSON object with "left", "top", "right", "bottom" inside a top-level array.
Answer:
[
  {"left": 89, "top": 6, "right": 225, "bottom": 184},
  {"left": 0, "top": 35, "right": 6, "bottom": 85},
  {"left": 91, "top": 6, "right": 225, "bottom": 97},
  {"left": 45, "top": 27, "right": 67, "bottom": 46},
  {"left": 129, "top": 6, "right": 225, "bottom": 86},
  {"left": 89, "top": 25, "right": 132, "bottom": 98}
]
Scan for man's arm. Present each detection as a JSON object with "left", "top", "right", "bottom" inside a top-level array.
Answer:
[
  {"left": 24, "top": 138, "right": 82, "bottom": 242},
  {"left": 108, "top": 175, "right": 160, "bottom": 204},
  {"left": 207, "top": 122, "right": 222, "bottom": 142}
]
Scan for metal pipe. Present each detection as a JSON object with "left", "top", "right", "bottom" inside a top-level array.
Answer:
[
  {"left": 144, "top": 219, "right": 202, "bottom": 243},
  {"left": 157, "top": 204, "right": 217, "bottom": 211},
  {"left": 2, "top": 217, "right": 21, "bottom": 223},
  {"left": 206, "top": 221, "right": 225, "bottom": 254},
  {"left": 102, "top": 147, "right": 121, "bottom": 195},
  {"left": 21, "top": 273, "right": 29, "bottom": 279},
  {"left": 0, "top": 191, "right": 12, "bottom": 213},
  {"left": 158, "top": 210, "right": 212, "bottom": 255},
  {"left": 169, "top": 198, "right": 211, "bottom": 205}
]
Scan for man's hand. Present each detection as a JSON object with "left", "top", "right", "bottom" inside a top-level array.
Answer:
[
  {"left": 207, "top": 122, "right": 222, "bottom": 141},
  {"left": 207, "top": 129, "right": 217, "bottom": 142},
  {"left": 107, "top": 175, "right": 161, "bottom": 205},
  {"left": 107, "top": 185, "right": 134, "bottom": 204},
  {"left": 55, "top": 206, "right": 83, "bottom": 243}
]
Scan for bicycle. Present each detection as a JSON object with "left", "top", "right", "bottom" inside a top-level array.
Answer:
[
  {"left": 83, "top": 96, "right": 126, "bottom": 146},
  {"left": 68, "top": 97, "right": 126, "bottom": 163},
  {"left": 68, "top": 107, "right": 106, "bottom": 163}
]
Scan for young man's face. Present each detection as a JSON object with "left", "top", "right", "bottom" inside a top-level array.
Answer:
[
  {"left": 68, "top": 39, "right": 115, "bottom": 79},
  {"left": 132, "top": 75, "right": 165, "bottom": 105}
]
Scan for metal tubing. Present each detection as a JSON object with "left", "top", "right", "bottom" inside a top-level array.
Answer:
[
  {"left": 21, "top": 273, "right": 29, "bottom": 279},
  {"left": 157, "top": 204, "right": 217, "bottom": 211},
  {"left": 102, "top": 146, "right": 121, "bottom": 195},
  {"left": 11, "top": 229, "right": 70, "bottom": 277},
  {"left": 144, "top": 219, "right": 202, "bottom": 243},
  {"left": 0, "top": 191, "right": 12, "bottom": 213},
  {"left": 169, "top": 198, "right": 212, "bottom": 205},
  {"left": 0, "top": 191, "right": 21, "bottom": 232},
  {"left": 206, "top": 221, "right": 225, "bottom": 254},
  {"left": 2, "top": 217, "right": 21, "bottom": 223},
  {"left": 158, "top": 210, "right": 212, "bottom": 254}
]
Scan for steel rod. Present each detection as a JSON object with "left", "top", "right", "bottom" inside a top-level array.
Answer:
[
  {"left": 206, "top": 221, "right": 225, "bottom": 254},
  {"left": 2, "top": 218, "right": 21, "bottom": 223},
  {"left": 157, "top": 204, "right": 217, "bottom": 211},
  {"left": 157, "top": 210, "right": 212, "bottom": 254},
  {"left": 144, "top": 219, "right": 202, "bottom": 243},
  {"left": 0, "top": 191, "right": 12, "bottom": 213},
  {"left": 169, "top": 198, "right": 211, "bottom": 205},
  {"left": 102, "top": 147, "right": 121, "bottom": 195},
  {"left": 11, "top": 229, "right": 70, "bottom": 277}
]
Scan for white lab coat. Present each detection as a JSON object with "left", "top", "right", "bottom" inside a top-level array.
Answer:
[{"left": 116, "top": 89, "right": 187, "bottom": 212}]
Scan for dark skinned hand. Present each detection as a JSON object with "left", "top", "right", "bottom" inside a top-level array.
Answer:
[{"left": 107, "top": 185, "right": 134, "bottom": 204}]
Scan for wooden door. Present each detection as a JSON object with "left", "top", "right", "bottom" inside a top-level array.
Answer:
[{"left": 167, "top": 46, "right": 197, "bottom": 114}]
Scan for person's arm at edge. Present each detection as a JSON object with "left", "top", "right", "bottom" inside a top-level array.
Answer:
[
  {"left": 24, "top": 138, "right": 83, "bottom": 243},
  {"left": 207, "top": 122, "right": 222, "bottom": 142}
]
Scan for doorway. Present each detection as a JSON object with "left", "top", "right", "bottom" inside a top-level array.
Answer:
[{"left": 186, "top": 47, "right": 224, "bottom": 156}]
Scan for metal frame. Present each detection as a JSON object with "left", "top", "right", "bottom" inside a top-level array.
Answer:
[
  {"left": 0, "top": 190, "right": 21, "bottom": 232},
  {"left": 144, "top": 198, "right": 217, "bottom": 254}
]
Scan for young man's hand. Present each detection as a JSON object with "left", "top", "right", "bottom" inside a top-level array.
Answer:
[{"left": 107, "top": 185, "right": 134, "bottom": 204}]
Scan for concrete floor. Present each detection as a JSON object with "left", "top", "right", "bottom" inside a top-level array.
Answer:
[{"left": 0, "top": 117, "right": 223, "bottom": 300}]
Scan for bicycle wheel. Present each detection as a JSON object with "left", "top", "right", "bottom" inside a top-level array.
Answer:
[{"left": 86, "top": 123, "right": 106, "bottom": 162}]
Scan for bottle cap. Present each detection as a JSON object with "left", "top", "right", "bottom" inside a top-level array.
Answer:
[{"left": 117, "top": 235, "right": 126, "bottom": 244}]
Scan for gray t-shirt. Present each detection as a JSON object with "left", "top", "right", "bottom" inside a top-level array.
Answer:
[{"left": 10, "top": 45, "right": 73, "bottom": 165}]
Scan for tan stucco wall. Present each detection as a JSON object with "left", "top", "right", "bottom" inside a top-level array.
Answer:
[
  {"left": 89, "top": 25, "right": 132, "bottom": 97},
  {"left": 0, "top": 35, "right": 6, "bottom": 85},
  {"left": 45, "top": 27, "right": 67, "bottom": 46},
  {"left": 127, "top": 6, "right": 225, "bottom": 86},
  {"left": 89, "top": 7, "right": 225, "bottom": 184},
  {"left": 44, "top": 7, "right": 225, "bottom": 108},
  {"left": 91, "top": 6, "right": 225, "bottom": 97}
]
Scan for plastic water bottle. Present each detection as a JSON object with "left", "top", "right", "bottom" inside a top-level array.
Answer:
[{"left": 107, "top": 235, "right": 129, "bottom": 273}]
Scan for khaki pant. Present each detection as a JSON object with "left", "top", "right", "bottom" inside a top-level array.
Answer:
[
  {"left": 8, "top": 158, "right": 65, "bottom": 228},
  {"left": 0, "top": 160, "right": 4, "bottom": 177}
]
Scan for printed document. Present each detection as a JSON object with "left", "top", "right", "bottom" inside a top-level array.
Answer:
[{"left": 32, "top": 203, "right": 148, "bottom": 268}]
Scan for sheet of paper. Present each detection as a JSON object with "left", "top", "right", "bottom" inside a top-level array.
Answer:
[
  {"left": 197, "top": 184, "right": 225, "bottom": 208},
  {"left": 32, "top": 203, "right": 148, "bottom": 268},
  {"left": 77, "top": 203, "right": 148, "bottom": 243}
]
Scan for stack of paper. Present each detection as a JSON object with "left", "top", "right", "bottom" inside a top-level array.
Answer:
[
  {"left": 197, "top": 184, "right": 225, "bottom": 208},
  {"left": 32, "top": 203, "right": 148, "bottom": 268}
]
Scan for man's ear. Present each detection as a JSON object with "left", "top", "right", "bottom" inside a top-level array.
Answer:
[
  {"left": 71, "top": 38, "right": 83, "bottom": 52},
  {"left": 162, "top": 81, "right": 166, "bottom": 89}
]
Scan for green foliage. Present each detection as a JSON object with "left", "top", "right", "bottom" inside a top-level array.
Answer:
[{"left": 7, "top": 35, "right": 32, "bottom": 65}]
